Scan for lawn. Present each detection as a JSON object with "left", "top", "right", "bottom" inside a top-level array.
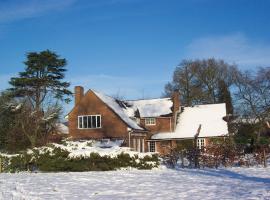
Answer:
[{"left": 1, "top": 167, "right": 270, "bottom": 200}]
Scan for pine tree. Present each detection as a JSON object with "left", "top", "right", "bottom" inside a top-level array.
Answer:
[
  {"left": 9, "top": 50, "right": 72, "bottom": 111},
  {"left": 7, "top": 50, "right": 72, "bottom": 148}
]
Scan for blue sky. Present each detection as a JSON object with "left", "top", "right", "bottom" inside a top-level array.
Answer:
[{"left": 1, "top": 0, "right": 270, "bottom": 110}]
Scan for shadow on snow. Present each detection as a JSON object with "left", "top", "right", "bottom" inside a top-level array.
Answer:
[{"left": 176, "top": 168, "right": 270, "bottom": 184}]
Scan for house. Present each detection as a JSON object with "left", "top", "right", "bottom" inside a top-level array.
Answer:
[
  {"left": 67, "top": 86, "right": 228, "bottom": 154},
  {"left": 151, "top": 104, "right": 228, "bottom": 154}
]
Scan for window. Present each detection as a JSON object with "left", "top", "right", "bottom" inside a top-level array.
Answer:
[
  {"left": 141, "top": 139, "right": 145, "bottom": 153},
  {"left": 145, "top": 118, "right": 156, "bottom": 126},
  {"left": 137, "top": 138, "right": 141, "bottom": 152},
  {"left": 197, "top": 138, "right": 205, "bottom": 149},
  {"left": 133, "top": 139, "right": 136, "bottom": 150},
  {"left": 149, "top": 141, "right": 156, "bottom": 152},
  {"left": 78, "top": 115, "right": 101, "bottom": 129}
]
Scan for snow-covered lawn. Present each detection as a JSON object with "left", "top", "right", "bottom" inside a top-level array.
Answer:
[{"left": 1, "top": 167, "right": 270, "bottom": 200}]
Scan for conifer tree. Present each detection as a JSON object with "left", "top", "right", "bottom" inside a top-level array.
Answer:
[
  {"left": 7, "top": 50, "right": 72, "bottom": 148},
  {"left": 217, "top": 80, "right": 234, "bottom": 115},
  {"left": 9, "top": 50, "right": 72, "bottom": 111}
]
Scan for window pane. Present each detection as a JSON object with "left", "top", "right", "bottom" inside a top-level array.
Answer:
[
  {"left": 83, "top": 116, "right": 88, "bottom": 128},
  {"left": 79, "top": 117, "right": 83, "bottom": 128},
  {"left": 146, "top": 118, "right": 155, "bottom": 125},
  {"left": 149, "top": 141, "right": 155, "bottom": 152},
  {"left": 88, "top": 116, "right": 92, "bottom": 128},
  {"left": 92, "top": 116, "right": 97, "bottom": 128},
  {"left": 96, "top": 116, "right": 101, "bottom": 128}
]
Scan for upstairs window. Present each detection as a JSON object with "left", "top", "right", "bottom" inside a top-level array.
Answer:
[
  {"left": 197, "top": 138, "right": 205, "bottom": 149},
  {"left": 78, "top": 115, "right": 101, "bottom": 129},
  {"left": 145, "top": 118, "right": 156, "bottom": 126}
]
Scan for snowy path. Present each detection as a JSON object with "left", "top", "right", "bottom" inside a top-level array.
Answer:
[{"left": 0, "top": 167, "right": 270, "bottom": 200}]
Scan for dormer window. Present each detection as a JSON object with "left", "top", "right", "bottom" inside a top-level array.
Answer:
[{"left": 145, "top": 118, "right": 156, "bottom": 126}]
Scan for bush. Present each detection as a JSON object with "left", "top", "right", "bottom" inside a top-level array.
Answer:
[{"left": 1, "top": 148, "right": 159, "bottom": 172}]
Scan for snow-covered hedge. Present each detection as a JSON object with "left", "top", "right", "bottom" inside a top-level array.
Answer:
[{"left": 0, "top": 141, "right": 159, "bottom": 172}]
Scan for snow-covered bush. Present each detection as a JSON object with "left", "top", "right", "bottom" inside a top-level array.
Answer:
[{"left": 0, "top": 141, "right": 159, "bottom": 172}]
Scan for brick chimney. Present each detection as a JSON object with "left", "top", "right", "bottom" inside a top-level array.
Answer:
[
  {"left": 75, "top": 86, "right": 84, "bottom": 105},
  {"left": 172, "top": 90, "right": 180, "bottom": 131},
  {"left": 172, "top": 90, "right": 180, "bottom": 113}
]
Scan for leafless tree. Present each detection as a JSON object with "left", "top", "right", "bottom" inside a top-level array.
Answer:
[
  {"left": 164, "top": 58, "right": 236, "bottom": 106},
  {"left": 233, "top": 67, "right": 270, "bottom": 133}
]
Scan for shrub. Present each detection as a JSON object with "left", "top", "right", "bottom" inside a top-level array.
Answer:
[{"left": 1, "top": 148, "right": 159, "bottom": 172}]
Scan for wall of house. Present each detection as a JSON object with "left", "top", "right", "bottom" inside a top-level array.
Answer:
[
  {"left": 140, "top": 117, "right": 172, "bottom": 136},
  {"left": 69, "top": 90, "right": 130, "bottom": 140},
  {"left": 152, "top": 140, "right": 177, "bottom": 155}
]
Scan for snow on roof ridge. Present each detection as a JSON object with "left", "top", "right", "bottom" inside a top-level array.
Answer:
[
  {"left": 126, "top": 97, "right": 171, "bottom": 102},
  {"left": 187, "top": 102, "right": 226, "bottom": 107},
  {"left": 92, "top": 89, "right": 173, "bottom": 118},
  {"left": 92, "top": 90, "right": 144, "bottom": 130}
]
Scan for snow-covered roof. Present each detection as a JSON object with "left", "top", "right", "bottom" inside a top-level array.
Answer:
[
  {"left": 152, "top": 103, "right": 228, "bottom": 140},
  {"left": 93, "top": 90, "right": 144, "bottom": 130},
  {"left": 92, "top": 90, "right": 173, "bottom": 130},
  {"left": 125, "top": 98, "right": 173, "bottom": 118}
]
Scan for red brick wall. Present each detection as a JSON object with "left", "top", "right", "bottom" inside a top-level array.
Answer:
[
  {"left": 68, "top": 90, "right": 129, "bottom": 140},
  {"left": 140, "top": 117, "right": 172, "bottom": 137},
  {"left": 154, "top": 140, "right": 176, "bottom": 155}
]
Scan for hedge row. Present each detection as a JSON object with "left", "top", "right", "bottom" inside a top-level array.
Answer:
[{"left": 0, "top": 148, "right": 159, "bottom": 172}]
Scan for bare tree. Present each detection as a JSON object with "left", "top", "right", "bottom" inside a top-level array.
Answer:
[
  {"left": 233, "top": 67, "right": 270, "bottom": 147},
  {"left": 164, "top": 58, "right": 236, "bottom": 106},
  {"left": 233, "top": 67, "right": 270, "bottom": 125}
]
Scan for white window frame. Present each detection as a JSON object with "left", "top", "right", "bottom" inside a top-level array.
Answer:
[
  {"left": 145, "top": 118, "right": 156, "bottom": 126},
  {"left": 148, "top": 141, "right": 156, "bottom": 152},
  {"left": 197, "top": 138, "right": 205, "bottom": 149},
  {"left": 78, "top": 115, "right": 102, "bottom": 129}
]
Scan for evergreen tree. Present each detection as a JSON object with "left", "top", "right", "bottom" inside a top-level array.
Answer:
[
  {"left": 0, "top": 92, "right": 12, "bottom": 150},
  {"left": 9, "top": 50, "right": 72, "bottom": 111},
  {"left": 217, "top": 80, "right": 233, "bottom": 115},
  {"left": 7, "top": 50, "right": 72, "bottom": 148}
]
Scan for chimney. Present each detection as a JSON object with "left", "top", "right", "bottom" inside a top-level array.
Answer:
[
  {"left": 75, "top": 86, "right": 84, "bottom": 105},
  {"left": 172, "top": 90, "right": 181, "bottom": 131},
  {"left": 172, "top": 90, "right": 180, "bottom": 113}
]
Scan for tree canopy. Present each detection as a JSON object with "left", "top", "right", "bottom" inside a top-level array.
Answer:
[
  {"left": 9, "top": 50, "right": 72, "bottom": 111},
  {"left": 0, "top": 50, "right": 72, "bottom": 150},
  {"left": 164, "top": 58, "right": 236, "bottom": 110}
]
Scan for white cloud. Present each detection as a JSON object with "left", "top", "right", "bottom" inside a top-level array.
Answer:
[
  {"left": 185, "top": 33, "right": 270, "bottom": 68},
  {"left": 0, "top": 0, "right": 77, "bottom": 23},
  {"left": 0, "top": 0, "right": 142, "bottom": 24}
]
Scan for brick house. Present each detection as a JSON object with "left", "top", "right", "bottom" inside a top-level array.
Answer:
[{"left": 67, "top": 86, "right": 228, "bottom": 154}]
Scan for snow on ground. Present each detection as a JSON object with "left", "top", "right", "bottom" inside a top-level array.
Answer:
[{"left": 1, "top": 167, "right": 270, "bottom": 200}]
